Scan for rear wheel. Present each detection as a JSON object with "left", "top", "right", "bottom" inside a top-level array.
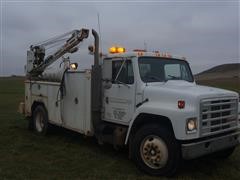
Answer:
[
  {"left": 131, "top": 124, "right": 181, "bottom": 176},
  {"left": 33, "top": 105, "right": 49, "bottom": 135}
]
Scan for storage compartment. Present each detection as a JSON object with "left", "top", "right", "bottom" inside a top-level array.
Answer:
[
  {"left": 62, "top": 71, "right": 92, "bottom": 135},
  {"left": 24, "top": 70, "right": 93, "bottom": 136}
]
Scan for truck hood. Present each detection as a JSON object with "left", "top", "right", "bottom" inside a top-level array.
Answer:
[{"left": 143, "top": 80, "right": 238, "bottom": 103}]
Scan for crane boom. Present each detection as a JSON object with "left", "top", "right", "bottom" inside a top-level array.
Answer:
[{"left": 27, "top": 28, "right": 89, "bottom": 76}]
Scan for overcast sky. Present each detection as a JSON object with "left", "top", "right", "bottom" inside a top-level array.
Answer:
[{"left": 0, "top": 0, "right": 239, "bottom": 76}]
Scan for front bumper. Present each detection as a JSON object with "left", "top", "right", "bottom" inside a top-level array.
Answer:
[{"left": 181, "top": 131, "right": 240, "bottom": 160}]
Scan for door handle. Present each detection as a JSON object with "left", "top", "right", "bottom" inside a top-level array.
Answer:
[{"left": 105, "top": 97, "right": 109, "bottom": 104}]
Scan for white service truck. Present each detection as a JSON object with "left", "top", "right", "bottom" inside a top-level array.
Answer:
[{"left": 19, "top": 28, "right": 240, "bottom": 176}]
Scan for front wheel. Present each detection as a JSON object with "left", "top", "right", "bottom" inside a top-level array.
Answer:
[{"left": 131, "top": 124, "right": 181, "bottom": 176}]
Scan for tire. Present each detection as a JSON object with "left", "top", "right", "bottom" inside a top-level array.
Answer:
[
  {"left": 131, "top": 124, "right": 181, "bottom": 176},
  {"left": 213, "top": 147, "right": 236, "bottom": 158},
  {"left": 33, "top": 105, "right": 49, "bottom": 135}
]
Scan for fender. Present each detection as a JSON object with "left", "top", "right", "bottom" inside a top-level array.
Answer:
[
  {"left": 31, "top": 98, "right": 48, "bottom": 115},
  {"left": 125, "top": 101, "right": 198, "bottom": 144}
]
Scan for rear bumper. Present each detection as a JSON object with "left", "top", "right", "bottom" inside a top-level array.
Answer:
[{"left": 181, "top": 130, "right": 240, "bottom": 160}]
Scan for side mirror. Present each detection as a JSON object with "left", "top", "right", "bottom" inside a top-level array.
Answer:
[{"left": 103, "top": 79, "right": 112, "bottom": 89}]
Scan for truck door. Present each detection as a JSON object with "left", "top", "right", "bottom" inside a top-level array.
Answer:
[{"left": 103, "top": 59, "right": 136, "bottom": 125}]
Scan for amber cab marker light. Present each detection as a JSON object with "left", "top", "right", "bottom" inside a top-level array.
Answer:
[
  {"left": 117, "top": 47, "right": 125, "bottom": 53},
  {"left": 109, "top": 46, "right": 117, "bottom": 53},
  {"left": 109, "top": 46, "right": 126, "bottom": 54}
]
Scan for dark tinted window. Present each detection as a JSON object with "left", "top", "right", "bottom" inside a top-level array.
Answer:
[
  {"left": 112, "top": 60, "right": 134, "bottom": 84},
  {"left": 138, "top": 57, "right": 193, "bottom": 82}
]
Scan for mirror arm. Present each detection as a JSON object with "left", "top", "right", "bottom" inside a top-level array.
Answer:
[
  {"left": 114, "top": 58, "right": 127, "bottom": 82},
  {"left": 115, "top": 80, "right": 130, "bottom": 88}
]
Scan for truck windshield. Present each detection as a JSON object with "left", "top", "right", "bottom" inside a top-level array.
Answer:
[{"left": 138, "top": 57, "right": 194, "bottom": 83}]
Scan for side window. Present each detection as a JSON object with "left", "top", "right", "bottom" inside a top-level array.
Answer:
[
  {"left": 112, "top": 60, "right": 134, "bottom": 84},
  {"left": 180, "top": 65, "right": 190, "bottom": 81}
]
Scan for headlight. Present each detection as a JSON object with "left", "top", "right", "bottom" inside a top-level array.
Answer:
[{"left": 186, "top": 118, "right": 197, "bottom": 133}]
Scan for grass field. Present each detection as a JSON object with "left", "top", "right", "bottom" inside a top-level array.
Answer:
[{"left": 0, "top": 77, "right": 239, "bottom": 179}]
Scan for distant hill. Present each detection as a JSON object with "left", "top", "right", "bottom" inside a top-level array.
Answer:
[
  {"left": 195, "top": 63, "right": 240, "bottom": 92},
  {"left": 195, "top": 63, "right": 240, "bottom": 80}
]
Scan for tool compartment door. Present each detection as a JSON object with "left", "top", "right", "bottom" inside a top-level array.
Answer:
[{"left": 62, "top": 71, "right": 92, "bottom": 135}]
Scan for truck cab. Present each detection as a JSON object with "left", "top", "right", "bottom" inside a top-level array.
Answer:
[{"left": 100, "top": 48, "right": 240, "bottom": 175}]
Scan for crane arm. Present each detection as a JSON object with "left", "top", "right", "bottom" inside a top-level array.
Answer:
[{"left": 28, "top": 28, "right": 89, "bottom": 76}]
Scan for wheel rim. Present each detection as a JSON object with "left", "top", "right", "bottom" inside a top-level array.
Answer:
[
  {"left": 140, "top": 135, "right": 168, "bottom": 169},
  {"left": 35, "top": 111, "right": 44, "bottom": 132}
]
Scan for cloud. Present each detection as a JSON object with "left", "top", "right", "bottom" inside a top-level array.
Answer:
[{"left": 0, "top": 1, "right": 239, "bottom": 75}]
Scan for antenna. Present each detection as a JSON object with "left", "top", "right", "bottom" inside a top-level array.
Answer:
[
  {"left": 144, "top": 41, "right": 147, "bottom": 51},
  {"left": 97, "top": 13, "right": 103, "bottom": 53}
]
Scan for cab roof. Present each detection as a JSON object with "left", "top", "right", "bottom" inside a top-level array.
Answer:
[{"left": 103, "top": 51, "right": 186, "bottom": 61}]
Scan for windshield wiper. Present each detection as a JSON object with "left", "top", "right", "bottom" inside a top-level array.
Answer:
[
  {"left": 168, "top": 75, "right": 179, "bottom": 79},
  {"left": 167, "top": 75, "right": 190, "bottom": 82}
]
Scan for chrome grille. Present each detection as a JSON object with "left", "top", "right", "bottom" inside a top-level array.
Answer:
[{"left": 200, "top": 97, "right": 238, "bottom": 136}]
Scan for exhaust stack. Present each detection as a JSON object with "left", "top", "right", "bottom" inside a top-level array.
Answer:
[{"left": 91, "top": 29, "right": 102, "bottom": 131}]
